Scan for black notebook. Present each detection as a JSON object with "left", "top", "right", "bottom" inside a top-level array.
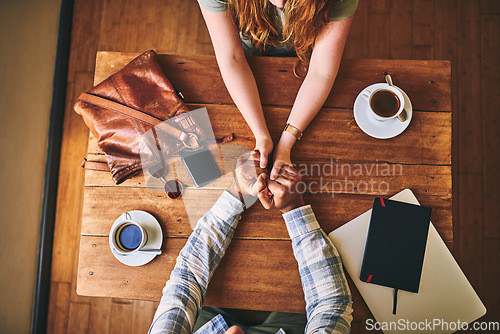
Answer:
[{"left": 360, "top": 197, "right": 431, "bottom": 314}]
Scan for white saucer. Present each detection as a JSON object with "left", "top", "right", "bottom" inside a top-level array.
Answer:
[
  {"left": 109, "top": 210, "right": 163, "bottom": 267},
  {"left": 353, "top": 83, "right": 413, "bottom": 139}
]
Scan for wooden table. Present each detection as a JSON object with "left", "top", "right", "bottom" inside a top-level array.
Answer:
[{"left": 77, "top": 52, "right": 451, "bottom": 328}]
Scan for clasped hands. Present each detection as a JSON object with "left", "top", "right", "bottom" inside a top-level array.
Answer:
[{"left": 229, "top": 150, "right": 305, "bottom": 213}]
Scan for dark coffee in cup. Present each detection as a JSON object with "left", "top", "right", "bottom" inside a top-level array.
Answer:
[
  {"left": 370, "top": 89, "right": 401, "bottom": 118},
  {"left": 118, "top": 224, "right": 143, "bottom": 250}
]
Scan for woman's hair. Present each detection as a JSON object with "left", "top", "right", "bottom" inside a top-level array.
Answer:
[{"left": 228, "top": 0, "right": 335, "bottom": 61}]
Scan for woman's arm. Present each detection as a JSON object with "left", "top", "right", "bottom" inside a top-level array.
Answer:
[
  {"left": 270, "top": 15, "right": 354, "bottom": 179},
  {"left": 200, "top": 8, "right": 273, "bottom": 168}
]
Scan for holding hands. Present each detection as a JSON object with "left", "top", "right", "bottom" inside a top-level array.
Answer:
[
  {"left": 258, "top": 164, "right": 305, "bottom": 213},
  {"left": 261, "top": 125, "right": 299, "bottom": 181},
  {"left": 230, "top": 150, "right": 305, "bottom": 213},
  {"left": 228, "top": 150, "right": 269, "bottom": 203},
  {"left": 269, "top": 143, "right": 292, "bottom": 181}
]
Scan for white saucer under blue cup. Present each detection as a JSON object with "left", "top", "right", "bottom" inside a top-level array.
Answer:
[
  {"left": 354, "top": 83, "right": 413, "bottom": 139},
  {"left": 109, "top": 210, "right": 163, "bottom": 266}
]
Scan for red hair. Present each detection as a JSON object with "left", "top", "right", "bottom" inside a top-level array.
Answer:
[{"left": 228, "top": 0, "right": 335, "bottom": 61}]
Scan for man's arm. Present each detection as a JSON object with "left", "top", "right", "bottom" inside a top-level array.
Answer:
[
  {"left": 258, "top": 165, "right": 353, "bottom": 333},
  {"left": 148, "top": 191, "right": 245, "bottom": 334},
  {"left": 283, "top": 206, "right": 353, "bottom": 333},
  {"left": 149, "top": 151, "right": 267, "bottom": 334}
]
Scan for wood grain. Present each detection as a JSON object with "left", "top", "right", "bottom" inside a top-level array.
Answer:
[
  {"left": 84, "top": 157, "right": 452, "bottom": 197},
  {"left": 343, "top": 0, "right": 367, "bottom": 59},
  {"left": 367, "top": 12, "right": 390, "bottom": 58},
  {"left": 80, "top": 187, "right": 453, "bottom": 241},
  {"left": 109, "top": 299, "right": 133, "bottom": 334},
  {"left": 483, "top": 239, "right": 500, "bottom": 326},
  {"left": 390, "top": 1, "right": 413, "bottom": 59},
  {"left": 77, "top": 52, "right": 453, "bottom": 314},
  {"left": 77, "top": 236, "right": 304, "bottom": 312},
  {"left": 93, "top": 53, "right": 452, "bottom": 112},
  {"left": 88, "top": 298, "right": 112, "bottom": 334},
  {"left": 481, "top": 14, "right": 500, "bottom": 238},
  {"left": 77, "top": 235, "right": 453, "bottom": 314},
  {"left": 132, "top": 300, "right": 158, "bottom": 333},
  {"left": 50, "top": 75, "right": 91, "bottom": 283},
  {"left": 479, "top": 0, "right": 500, "bottom": 15},
  {"left": 85, "top": 104, "right": 452, "bottom": 165},
  {"left": 156, "top": 0, "right": 182, "bottom": 54},
  {"left": 67, "top": 302, "right": 90, "bottom": 334},
  {"left": 413, "top": 0, "right": 435, "bottom": 47},
  {"left": 457, "top": 0, "right": 483, "bottom": 296},
  {"left": 478, "top": 10, "right": 500, "bottom": 328},
  {"left": 46, "top": 282, "right": 71, "bottom": 334},
  {"left": 413, "top": 0, "right": 435, "bottom": 60}
]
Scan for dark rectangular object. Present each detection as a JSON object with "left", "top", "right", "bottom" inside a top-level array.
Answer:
[
  {"left": 360, "top": 198, "right": 431, "bottom": 293},
  {"left": 179, "top": 148, "right": 221, "bottom": 188}
]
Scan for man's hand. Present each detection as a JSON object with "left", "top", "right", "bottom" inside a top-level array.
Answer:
[
  {"left": 228, "top": 150, "right": 268, "bottom": 203},
  {"left": 258, "top": 165, "right": 306, "bottom": 213}
]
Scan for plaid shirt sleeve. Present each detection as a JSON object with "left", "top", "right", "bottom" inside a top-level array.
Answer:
[
  {"left": 282, "top": 205, "right": 353, "bottom": 334},
  {"left": 148, "top": 191, "right": 245, "bottom": 334}
]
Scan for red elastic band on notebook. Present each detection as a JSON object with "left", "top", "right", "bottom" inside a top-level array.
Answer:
[
  {"left": 380, "top": 198, "right": 385, "bottom": 207},
  {"left": 366, "top": 274, "right": 373, "bottom": 283}
]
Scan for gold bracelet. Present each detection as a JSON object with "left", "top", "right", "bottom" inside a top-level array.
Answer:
[{"left": 283, "top": 123, "right": 303, "bottom": 140}]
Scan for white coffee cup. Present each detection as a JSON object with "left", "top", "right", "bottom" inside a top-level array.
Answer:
[
  {"left": 110, "top": 220, "right": 148, "bottom": 256},
  {"left": 362, "top": 84, "right": 405, "bottom": 122}
]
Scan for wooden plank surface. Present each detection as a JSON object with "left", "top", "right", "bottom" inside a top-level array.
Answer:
[
  {"left": 77, "top": 237, "right": 303, "bottom": 311},
  {"left": 390, "top": 1, "right": 412, "bottom": 59},
  {"left": 85, "top": 104, "right": 452, "bottom": 165},
  {"left": 343, "top": 0, "right": 367, "bottom": 59},
  {"left": 456, "top": 0, "right": 484, "bottom": 298},
  {"left": 481, "top": 14, "right": 500, "bottom": 239},
  {"left": 84, "top": 156, "right": 452, "bottom": 196},
  {"left": 131, "top": 301, "right": 158, "bottom": 333},
  {"left": 367, "top": 5, "right": 390, "bottom": 58},
  {"left": 80, "top": 187, "right": 453, "bottom": 241},
  {"left": 47, "top": 282, "right": 71, "bottom": 334},
  {"left": 109, "top": 299, "right": 133, "bottom": 334},
  {"left": 94, "top": 53, "right": 452, "bottom": 112},
  {"left": 480, "top": 6, "right": 500, "bottom": 327},
  {"left": 78, "top": 235, "right": 453, "bottom": 313},
  {"left": 78, "top": 53, "right": 453, "bottom": 314},
  {"left": 50, "top": 73, "right": 93, "bottom": 284},
  {"left": 88, "top": 298, "right": 112, "bottom": 334},
  {"left": 67, "top": 302, "right": 90, "bottom": 334},
  {"left": 413, "top": 0, "right": 435, "bottom": 60}
]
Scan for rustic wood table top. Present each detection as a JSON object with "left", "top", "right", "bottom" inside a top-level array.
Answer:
[{"left": 77, "top": 52, "right": 452, "bottom": 323}]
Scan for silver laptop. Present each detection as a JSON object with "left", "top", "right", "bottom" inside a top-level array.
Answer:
[{"left": 329, "top": 189, "right": 486, "bottom": 334}]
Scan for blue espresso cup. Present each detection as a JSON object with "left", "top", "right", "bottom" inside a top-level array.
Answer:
[{"left": 111, "top": 220, "right": 147, "bottom": 255}]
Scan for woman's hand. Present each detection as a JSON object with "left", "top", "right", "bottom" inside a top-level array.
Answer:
[
  {"left": 254, "top": 135, "right": 274, "bottom": 169},
  {"left": 270, "top": 144, "right": 292, "bottom": 180}
]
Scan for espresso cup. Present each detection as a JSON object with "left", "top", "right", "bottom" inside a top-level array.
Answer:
[
  {"left": 110, "top": 220, "right": 148, "bottom": 255},
  {"left": 362, "top": 85, "right": 405, "bottom": 122}
]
